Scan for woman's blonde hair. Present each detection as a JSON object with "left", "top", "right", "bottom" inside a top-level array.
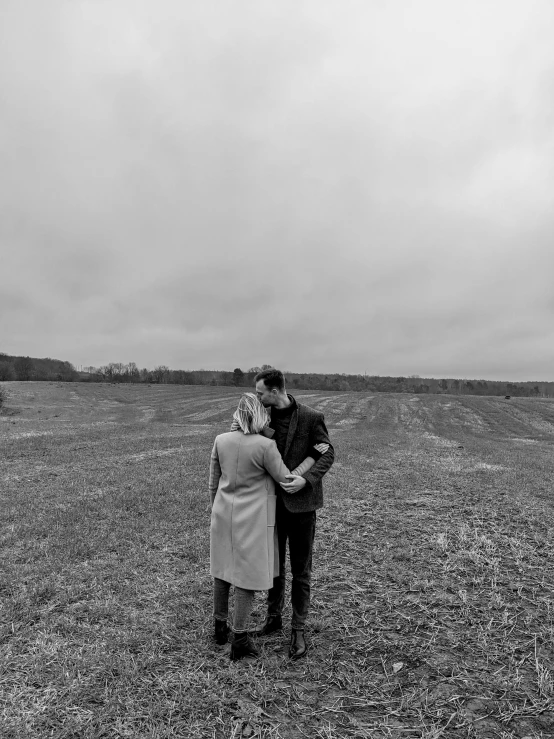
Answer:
[{"left": 233, "top": 393, "right": 269, "bottom": 434}]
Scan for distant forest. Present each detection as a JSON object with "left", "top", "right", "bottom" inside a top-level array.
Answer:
[
  {"left": 1, "top": 352, "right": 553, "bottom": 398},
  {"left": 0, "top": 353, "right": 76, "bottom": 382}
]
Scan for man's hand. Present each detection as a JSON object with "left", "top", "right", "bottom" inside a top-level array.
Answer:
[{"left": 281, "top": 474, "right": 307, "bottom": 494}]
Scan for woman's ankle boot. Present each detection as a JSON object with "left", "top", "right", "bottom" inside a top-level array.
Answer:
[
  {"left": 230, "top": 631, "right": 259, "bottom": 661},
  {"left": 214, "top": 619, "right": 229, "bottom": 645}
]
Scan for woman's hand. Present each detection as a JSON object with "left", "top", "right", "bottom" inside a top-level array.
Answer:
[{"left": 314, "top": 443, "right": 329, "bottom": 454}]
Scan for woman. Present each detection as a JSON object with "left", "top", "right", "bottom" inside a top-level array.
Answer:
[{"left": 209, "top": 393, "right": 328, "bottom": 661}]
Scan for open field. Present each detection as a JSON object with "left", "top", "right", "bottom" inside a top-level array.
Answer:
[{"left": 1, "top": 381, "right": 554, "bottom": 738}]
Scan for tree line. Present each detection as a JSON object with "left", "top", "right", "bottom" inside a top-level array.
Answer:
[
  {"left": 76, "top": 362, "right": 554, "bottom": 397},
  {"left": 0, "top": 353, "right": 77, "bottom": 382},
  {"left": 1, "top": 353, "right": 553, "bottom": 397}
]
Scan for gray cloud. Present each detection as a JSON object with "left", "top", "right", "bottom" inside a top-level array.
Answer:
[{"left": 1, "top": 0, "right": 553, "bottom": 379}]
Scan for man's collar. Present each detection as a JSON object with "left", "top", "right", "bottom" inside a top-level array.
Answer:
[{"left": 272, "top": 394, "right": 297, "bottom": 414}]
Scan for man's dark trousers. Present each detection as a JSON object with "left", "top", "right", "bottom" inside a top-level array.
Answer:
[{"left": 267, "top": 496, "right": 316, "bottom": 629}]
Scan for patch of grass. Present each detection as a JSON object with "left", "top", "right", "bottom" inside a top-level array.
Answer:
[
  {"left": 1, "top": 383, "right": 554, "bottom": 737},
  {"left": 0, "top": 384, "right": 8, "bottom": 411}
]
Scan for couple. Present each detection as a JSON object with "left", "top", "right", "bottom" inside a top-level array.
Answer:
[{"left": 208, "top": 368, "right": 335, "bottom": 661}]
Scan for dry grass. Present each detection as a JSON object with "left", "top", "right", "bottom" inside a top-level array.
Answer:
[{"left": 1, "top": 382, "right": 554, "bottom": 738}]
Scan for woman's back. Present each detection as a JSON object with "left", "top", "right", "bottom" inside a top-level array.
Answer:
[
  {"left": 210, "top": 430, "right": 289, "bottom": 591},
  {"left": 214, "top": 430, "right": 289, "bottom": 495}
]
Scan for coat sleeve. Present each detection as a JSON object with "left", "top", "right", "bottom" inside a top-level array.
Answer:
[
  {"left": 263, "top": 441, "right": 292, "bottom": 486},
  {"left": 301, "top": 414, "right": 335, "bottom": 491},
  {"left": 291, "top": 455, "right": 316, "bottom": 476},
  {"left": 208, "top": 439, "right": 222, "bottom": 506}
]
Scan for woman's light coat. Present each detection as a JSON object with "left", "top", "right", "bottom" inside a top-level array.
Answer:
[{"left": 209, "top": 431, "right": 291, "bottom": 591}]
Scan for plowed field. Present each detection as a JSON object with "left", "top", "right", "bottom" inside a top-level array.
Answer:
[{"left": 1, "top": 382, "right": 554, "bottom": 738}]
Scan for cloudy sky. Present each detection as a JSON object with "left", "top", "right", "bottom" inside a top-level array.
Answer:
[{"left": 2, "top": 0, "right": 553, "bottom": 380}]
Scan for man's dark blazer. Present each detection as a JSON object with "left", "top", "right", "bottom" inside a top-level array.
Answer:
[{"left": 269, "top": 395, "right": 334, "bottom": 514}]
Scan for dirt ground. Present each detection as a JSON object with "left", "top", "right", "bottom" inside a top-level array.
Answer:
[{"left": 1, "top": 382, "right": 554, "bottom": 738}]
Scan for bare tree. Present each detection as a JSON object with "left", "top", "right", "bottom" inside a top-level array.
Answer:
[
  {"left": 152, "top": 365, "right": 170, "bottom": 384},
  {"left": 233, "top": 368, "right": 245, "bottom": 386},
  {"left": 0, "top": 361, "right": 15, "bottom": 381},
  {"left": 126, "top": 362, "right": 140, "bottom": 382},
  {"left": 14, "top": 356, "right": 34, "bottom": 381}
]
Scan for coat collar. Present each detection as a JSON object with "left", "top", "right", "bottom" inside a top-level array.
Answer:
[{"left": 283, "top": 394, "right": 298, "bottom": 457}]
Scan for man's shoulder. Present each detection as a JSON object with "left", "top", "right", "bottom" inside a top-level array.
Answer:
[
  {"left": 295, "top": 400, "right": 324, "bottom": 419},
  {"left": 295, "top": 398, "right": 323, "bottom": 416}
]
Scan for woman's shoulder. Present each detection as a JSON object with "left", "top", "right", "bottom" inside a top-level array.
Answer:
[
  {"left": 214, "top": 430, "right": 241, "bottom": 445},
  {"left": 240, "top": 433, "right": 275, "bottom": 451},
  {"left": 244, "top": 432, "right": 273, "bottom": 444},
  {"left": 215, "top": 431, "right": 273, "bottom": 447}
]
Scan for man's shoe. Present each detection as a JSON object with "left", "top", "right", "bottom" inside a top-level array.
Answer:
[
  {"left": 230, "top": 631, "right": 259, "bottom": 661},
  {"left": 214, "top": 618, "right": 229, "bottom": 645},
  {"left": 289, "top": 628, "right": 307, "bottom": 660},
  {"left": 252, "top": 614, "right": 283, "bottom": 637}
]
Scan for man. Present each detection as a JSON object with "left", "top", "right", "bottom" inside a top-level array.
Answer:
[{"left": 252, "top": 368, "right": 334, "bottom": 659}]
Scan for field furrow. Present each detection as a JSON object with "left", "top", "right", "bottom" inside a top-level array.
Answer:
[{"left": 1, "top": 382, "right": 554, "bottom": 738}]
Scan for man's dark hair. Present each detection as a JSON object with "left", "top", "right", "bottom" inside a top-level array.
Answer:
[{"left": 255, "top": 368, "right": 285, "bottom": 391}]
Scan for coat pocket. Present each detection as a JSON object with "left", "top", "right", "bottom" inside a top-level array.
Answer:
[{"left": 267, "top": 494, "right": 277, "bottom": 527}]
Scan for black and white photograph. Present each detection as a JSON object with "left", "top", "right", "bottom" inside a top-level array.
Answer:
[{"left": 1, "top": 1, "right": 554, "bottom": 737}]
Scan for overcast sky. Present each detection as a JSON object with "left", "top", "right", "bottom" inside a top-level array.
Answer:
[{"left": 2, "top": 0, "right": 553, "bottom": 380}]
